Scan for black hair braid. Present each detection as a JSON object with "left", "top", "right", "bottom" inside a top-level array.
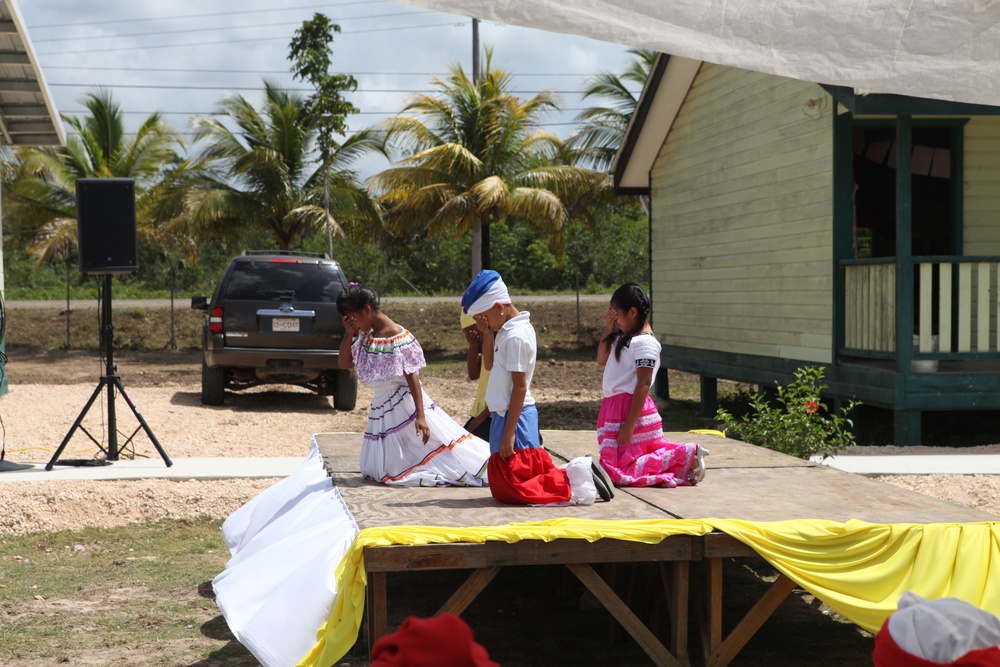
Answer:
[{"left": 605, "top": 283, "right": 651, "bottom": 361}]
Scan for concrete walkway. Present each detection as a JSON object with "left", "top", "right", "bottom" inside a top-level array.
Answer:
[
  {"left": 0, "top": 456, "right": 302, "bottom": 481},
  {"left": 814, "top": 454, "right": 1000, "bottom": 475},
  {"left": 0, "top": 453, "right": 996, "bottom": 482}
]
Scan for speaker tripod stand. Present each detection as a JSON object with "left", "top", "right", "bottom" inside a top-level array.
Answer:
[{"left": 46, "top": 274, "right": 172, "bottom": 470}]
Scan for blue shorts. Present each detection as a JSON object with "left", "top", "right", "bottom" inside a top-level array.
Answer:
[{"left": 489, "top": 404, "right": 540, "bottom": 455}]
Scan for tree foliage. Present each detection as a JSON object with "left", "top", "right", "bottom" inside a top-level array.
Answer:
[
  {"left": 185, "top": 82, "right": 378, "bottom": 250},
  {"left": 288, "top": 13, "right": 365, "bottom": 255},
  {"left": 568, "top": 48, "right": 657, "bottom": 172},
  {"left": 4, "top": 89, "right": 189, "bottom": 266},
  {"left": 369, "top": 50, "right": 600, "bottom": 277}
]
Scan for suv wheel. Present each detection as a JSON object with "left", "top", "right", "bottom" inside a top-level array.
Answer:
[
  {"left": 202, "top": 360, "right": 227, "bottom": 406},
  {"left": 333, "top": 369, "right": 358, "bottom": 411}
]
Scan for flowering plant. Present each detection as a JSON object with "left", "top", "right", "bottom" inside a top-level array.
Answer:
[{"left": 716, "top": 366, "right": 859, "bottom": 460}]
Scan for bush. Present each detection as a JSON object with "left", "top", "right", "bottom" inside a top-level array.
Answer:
[{"left": 716, "top": 366, "right": 859, "bottom": 460}]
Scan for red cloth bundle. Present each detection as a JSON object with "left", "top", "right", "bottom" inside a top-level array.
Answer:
[{"left": 370, "top": 614, "right": 499, "bottom": 667}]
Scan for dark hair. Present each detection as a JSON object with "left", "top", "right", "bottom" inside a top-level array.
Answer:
[
  {"left": 336, "top": 283, "right": 380, "bottom": 316},
  {"left": 603, "top": 283, "right": 650, "bottom": 361}
]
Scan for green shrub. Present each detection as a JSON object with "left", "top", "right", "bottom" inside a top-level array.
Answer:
[{"left": 716, "top": 366, "right": 859, "bottom": 460}]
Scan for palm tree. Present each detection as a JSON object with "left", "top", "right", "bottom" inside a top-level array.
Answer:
[
  {"left": 568, "top": 48, "right": 657, "bottom": 173},
  {"left": 186, "top": 81, "right": 380, "bottom": 251},
  {"left": 5, "top": 89, "right": 187, "bottom": 265},
  {"left": 370, "top": 52, "right": 596, "bottom": 277}
]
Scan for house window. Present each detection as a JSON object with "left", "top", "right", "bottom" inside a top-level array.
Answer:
[{"left": 852, "top": 125, "right": 959, "bottom": 258}]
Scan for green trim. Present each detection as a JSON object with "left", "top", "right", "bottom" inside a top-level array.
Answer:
[
  {"left": 895, "top": 115, "right": 914, "bottom": 383},
  {"left": 832, "top": 104, "right": 854, "bottom": 361},
  {"left": 951, "top": 124, "right": 965, "bottom": 254},
  {"left": 839, "top": 257, "right": 896, "bottom": 266},
  {"left": 700, "top": 376, "right": 718, "bottom": 417},
  {"left": 663, "top": 344, "right": 1000, "bottom": 411},
  {"left": 822, "top": 85, "right": 1000, "bottom": 116}
]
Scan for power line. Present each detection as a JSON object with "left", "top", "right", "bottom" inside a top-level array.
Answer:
[
  {"left": 61, "top": 108, "right": 593, "bottom": 116},
  {"left": 29, "top": 1, "right": 394, "bottom": 29},
  {"left": 49, "top": 82, "right": 593, "bottom": 94},
  {"left": 36, "top": 21, "right": 465, "bottom": 56},
  {"left": 32, "top": 9, "right": 430, "bottom": 43},
  {"left": 41, "top": 65, "right": 588, "bottom": 78}
]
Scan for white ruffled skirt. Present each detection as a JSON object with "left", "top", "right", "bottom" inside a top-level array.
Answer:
[{"left": 362, "top": 378, "right": 490, "bottom": 486}]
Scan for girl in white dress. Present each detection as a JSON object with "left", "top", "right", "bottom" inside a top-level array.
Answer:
[{"left": 337, "top": 284, "right": 490, "bottom": 486}]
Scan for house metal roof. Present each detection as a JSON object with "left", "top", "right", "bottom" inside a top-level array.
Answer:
[{"left": 0, "top": 0, "right": 64, "bottom": 147}]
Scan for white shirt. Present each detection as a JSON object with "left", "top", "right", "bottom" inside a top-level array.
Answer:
[
  {"left": 486, "top": 312, "right": 536, "bottom": 416},
  {"left": 602, "top": 332, "right": 661, "bottom": 397}
]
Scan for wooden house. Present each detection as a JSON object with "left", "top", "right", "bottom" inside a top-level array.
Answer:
[{"left": 613, "top": 54, "right": 1000, "bottom": 445}]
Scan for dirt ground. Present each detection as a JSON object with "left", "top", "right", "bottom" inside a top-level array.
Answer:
[
  {"left": 0, "top": 346, "right": 612, "bottom": 535},
  {"left": 1, "top": 347, "right": 999, "bottom": 667},
  {"left": 2, "top": 344, "right": 1000, "bottom": 533}
]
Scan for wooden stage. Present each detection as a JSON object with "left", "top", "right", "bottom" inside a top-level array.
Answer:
[{"left": 315, "top": 431, "right": 995, "bottom": 667}]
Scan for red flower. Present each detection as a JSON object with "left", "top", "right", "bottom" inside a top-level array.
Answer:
[{"left": 805, "top": 401, "right": 819, "bottom": 414}]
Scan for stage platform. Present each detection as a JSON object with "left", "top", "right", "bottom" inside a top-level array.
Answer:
[{"left": 315, "top": 431, "right": 996, "bottom": 667}]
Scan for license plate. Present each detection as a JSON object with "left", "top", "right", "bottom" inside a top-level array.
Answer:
[{"left": 272, "top": 318, "right": 300, "bottom": 332}]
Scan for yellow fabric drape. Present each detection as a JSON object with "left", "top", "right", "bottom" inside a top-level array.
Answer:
[{"left": 296, "top": 518, "right": 1000, "bottom": 667}]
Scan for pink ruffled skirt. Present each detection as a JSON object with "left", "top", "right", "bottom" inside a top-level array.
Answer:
[{"left": 597, "top": 392, "right": 698, "bottom": 487}]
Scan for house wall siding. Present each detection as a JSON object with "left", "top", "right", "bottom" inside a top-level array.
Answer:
[
  {"left": 650, "top": 64, "right": 834, "bottom": 364},
  {"left": 963, "top": 116, "right": 1000, "bottom": 254}
]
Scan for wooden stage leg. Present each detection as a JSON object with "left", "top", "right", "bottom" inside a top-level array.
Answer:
[
  {"left": 567, "top": 563, "right": 684, "bottom": 667},
  {"left": 661, "top": 561, "right": 690, "bottom": 665},
  {"left": 367, "top": 570, "right": 388, "bottom": 655},
  {"left": 699, "top": 557, "right": 723, "bottom": 661},
  {"left": 706, "top": 573, "right": 797, "bottom": 667},
  {"left": 437, "top": 566, "right": 502, "bottom": 617}
]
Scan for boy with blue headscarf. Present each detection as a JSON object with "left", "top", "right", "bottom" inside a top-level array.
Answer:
[{"left": 462, "top": 270, "right": 612, "bottom": 505}]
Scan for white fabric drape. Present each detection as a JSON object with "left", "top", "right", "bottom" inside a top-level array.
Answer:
[
  {"left": 396, "top": 0, "right": 1000, "bottom": 106},
  {"left": 214, "top": 440, "right": 359, "bottom": 667}
]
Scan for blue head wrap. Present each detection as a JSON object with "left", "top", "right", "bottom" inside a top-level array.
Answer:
[{"left": 462, "top": 270, "right": 508, "bottom": 315}]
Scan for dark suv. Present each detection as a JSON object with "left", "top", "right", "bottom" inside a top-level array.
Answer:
[{"left": 191, "top": 250, "right": 357, "bottom": 410}]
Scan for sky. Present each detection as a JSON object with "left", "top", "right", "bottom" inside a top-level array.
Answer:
[{"left": 18, "top": 0, "right": 643, "bottom": 178}]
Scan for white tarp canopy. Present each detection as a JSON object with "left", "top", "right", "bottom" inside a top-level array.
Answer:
[{"left": 396, "top": 0, "right": 1000, "bottom": 106}]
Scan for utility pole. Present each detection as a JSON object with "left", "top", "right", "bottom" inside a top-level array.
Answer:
[
  {"left": 472, "top": 18, "right": 481, "bottom": 83},
  {"left": 470, "top": 17, "right": 483, "bottom": 279}
]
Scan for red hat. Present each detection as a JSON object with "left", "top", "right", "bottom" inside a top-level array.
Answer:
[
  {"left": 370, "top": 614, "right": 500, "bottom": 667},
  {"left": 873, "top": 592, "right": 1000, "bottom": 666}
]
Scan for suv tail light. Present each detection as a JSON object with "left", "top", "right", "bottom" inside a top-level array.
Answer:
[
  {"left": 209, "top": 307, "right": 224, "bottom": 333},
  {"left": 270, "top": 257, "right": 302, "bottom": 264}
]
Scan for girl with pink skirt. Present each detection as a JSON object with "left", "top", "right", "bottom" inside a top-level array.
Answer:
[{"left": 597, "top": 283, "right": 708, "bottom": 487}]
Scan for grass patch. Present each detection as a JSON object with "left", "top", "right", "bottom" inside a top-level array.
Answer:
[{"left": 0, "top": 517, "right": 256, "bottom": 665}]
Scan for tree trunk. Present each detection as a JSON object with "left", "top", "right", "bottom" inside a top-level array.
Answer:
[{"left": 471, "top": 216, "right": 482, "bottom": 279}]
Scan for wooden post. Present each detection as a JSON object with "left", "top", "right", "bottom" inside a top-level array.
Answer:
[
  {"left": 894, "top": 114, "right": 919, "bottom": 445},
  {"left": 700, "top": 376, "right": 718, "bottom": 417}
]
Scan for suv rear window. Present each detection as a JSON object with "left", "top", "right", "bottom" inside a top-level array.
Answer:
[{"left": 225, "top": 262, "right": 343, "bottom": 302}]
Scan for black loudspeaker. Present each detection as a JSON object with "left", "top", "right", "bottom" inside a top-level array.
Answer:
[{"left": 77, "top": 177, "right": 139, "bottom": 275}]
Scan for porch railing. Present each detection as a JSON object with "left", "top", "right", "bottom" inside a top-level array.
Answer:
[{"left": 843, "top": 257, "right": 1000, "bottom": 355}]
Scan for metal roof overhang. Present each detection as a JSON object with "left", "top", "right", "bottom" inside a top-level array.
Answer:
[{"left": 0, "top": 0, "right": 64, "bottom": 147}]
